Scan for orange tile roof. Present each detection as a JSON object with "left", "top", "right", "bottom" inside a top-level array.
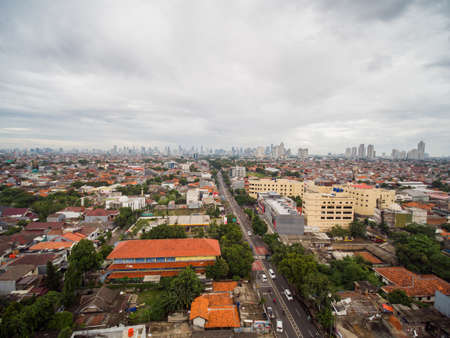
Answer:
[
  {"left": 403, "top": 201, "right": 435, "bottom": 211},
  {"left": 190, "top": 296, "right": 209, "bottom": 320},
  {"left": 108, "top": 270, "right": 204, "bottom": 279},
  {"left": 108, "top": 261, "right": 214, "bottom": 271},
  {"left": 355, "top": 251, "right": 383, "bottom": 264},
  {"left": 29, "top": 241, "right": 74, "bottom": 251},
  {"left": 107, "top": 238, "right": 221, "bottom": 260},
  {"left": 212, "top": 281, "right": 238, "bottom": 292},
  {"left": 63, "top": 232, "right": 86, "bottom": 242},
  {"left": 375, "top": 267, "right": 450, "bottom": 297},
  {"left": 205, "top": 306, "right": 240, "bottom": 328},
  {"left": 190, "top": 293, "right": 240, "bottom": 328}
]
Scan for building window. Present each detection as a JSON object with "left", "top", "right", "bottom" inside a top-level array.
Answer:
[
  {"left": 146, "top": 258, "right": 156, "bottom": 263},
  {"left": 136, "top": 258, "right": 145, "bottom": 263},
  {"left": 166, "top": 257, "right": 175, "bottom": 262},
  {"left": 156, "top": 258, "right": 165, "bottom": 263}
]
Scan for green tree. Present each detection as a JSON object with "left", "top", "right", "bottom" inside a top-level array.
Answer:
[
  {"left": 349, "top": 220, "right": 367, "bottom": 238},
  {"left": 99, "top": 244, "right": 114, "bottom": 259},
  {"left": 387, "top": 289, "right": 411, "bottom": 306},
  {"left": 166, "top": 266, "right": 204, "bottom": 311},
  {"left": 62, "top": 264, "right": 81, "bottom": 306},
  {"left": 141, "top": 224, "right": 187, "bottom": 239},
  {"left": 57, "top": 326, "right": 72, "bottom": 338},
  {"left": 206, "top": 257, "right": 230, "bottom": 280},
  {"left": 45, "top": 261, "right": 61, "bottom": 291},
  {"left": 251, "top": 216, "right": 267, "bottom": 236},
  {"left": 327, "top": 225, "right": 350, "bottom": 238},
  {"left": 222, "top": 243, "right": 254, "bottom": 278},
  {"left": 48, "top": 311, "right": 73, "bottom": 330},
  {"left": 192, "top": 227, "right": 205, "bottom": 238},
  {"left": 69, "top": 239, "right": 101, "bottom": 272}
]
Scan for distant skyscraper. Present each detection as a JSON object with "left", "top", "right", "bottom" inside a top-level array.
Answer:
[
  {"left": 407, "top": 148, "right": 419, "bottom": 160},
  {"left": 255, "top": 146, "right": 265, "bottom": 158},
  {"left": 358, "top": 144, "right": 365, "bottom": 159},
  {"left": 418, "top": 140, "right": 425, "bottom": 160},
  {"left": 298, "top": 148, "right": 308, "bottom": 160},
  {"left": 351, "top": 147, "right": 357, "bottom": 158},
  {"left": 367, "top": 144, "right": 375, "bottom": 159},
  {"left": 345, "top": 148, "right": 351, "bottom": 158}
]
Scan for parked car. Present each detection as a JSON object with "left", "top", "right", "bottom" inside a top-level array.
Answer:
[
  {"left": 276, "top": 320, "right": 283, "bottom": 333},
  {"left": 248, "top": 230, "right": 252, "bottom": 236},
  {"left": 284, "top": 289, "right": 293, "bottom": 301},
  {"left": 268, "top": 268, "right": 276, "bottom": 279},
  {"left": 261, "top": 274, "right": 267, "bottom": 282}
]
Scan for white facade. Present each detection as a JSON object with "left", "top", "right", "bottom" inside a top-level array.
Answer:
[
  {"left": 187, "top": 189, "right": 200, "bottom": 206},
  {"left": 106, "top": 195, "right": 146, "bottom": 211},
  {"left": 230, "top": 166, "right": 246, "bottom": 178}
]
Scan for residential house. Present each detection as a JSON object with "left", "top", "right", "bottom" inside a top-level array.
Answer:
[
  {"left": 374, "top": 267, "right": 450, "bottom": 303},
  {"left": 0, "top": 264, "right": 35, "bottom": 295},
  {"left": 190, "top": 292, "right": 240, "bottom": 330},
  {"left": 85, "top": 209, "right": 119, "bottom": 223}
]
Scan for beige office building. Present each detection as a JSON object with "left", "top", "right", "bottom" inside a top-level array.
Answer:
[
  {"left": 334, "top": 184, "right": 395, "bottom": 216},
  {"left": 247, "top": 178, "right": 304, "bottom": 199},
  {"left": 303, "top": 191, "right": 354, "bottom": 232}
]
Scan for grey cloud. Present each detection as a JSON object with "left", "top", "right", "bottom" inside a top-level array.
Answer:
[{"left": 0, "top": 0, "right": 449, "bottom": 155}]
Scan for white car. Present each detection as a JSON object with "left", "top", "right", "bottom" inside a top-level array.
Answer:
[
  {"left": 268, "top": 268, "right": 276, "bottom": 279},
  {"left": 261, "top": 274, "right": 267, "bottom": 282},
  {"left": 248, "top": 230, "right": 252, "bottom": 236},
  {"left": 284, "top": 289, "right": 293, "bottom": 301},
  {"left": 276, "top": 320, "right": 283, "bottom": 333}
]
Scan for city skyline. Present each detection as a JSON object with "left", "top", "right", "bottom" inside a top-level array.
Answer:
[{"left": 1, "top": 1, "right": 449, "bottom": 155}]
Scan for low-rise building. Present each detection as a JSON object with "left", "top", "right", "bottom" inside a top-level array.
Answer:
[
  {"left": 167, "top": 215, "right": 210, "bottom": 232},
  {"left": 374, "top": 267, "right": 450, "bottom": 303},
  {"left": 247, "top": 178, "right": 304, "bottom": 199},
  {"left": 190, "top": 292, "right": 240, "bottom": 330},
  {"left": 303, "top": 190, "right": 354, "bottom": 232},
  {"left": 106, "top": 238, "right": 220, "bottom": 280},
  {"left": 258, "top": 192, "right": 304, "bottom": 235},
  {"left": 230, "top": 166, "right": 246, "bottom": 178},
  {"left": 335, "top": 183, "right": 395, "bottom": 217}
]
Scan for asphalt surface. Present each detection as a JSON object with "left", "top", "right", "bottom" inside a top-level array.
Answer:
[{"left": 217, "top": 172, "right": 321, "bottom": 338}]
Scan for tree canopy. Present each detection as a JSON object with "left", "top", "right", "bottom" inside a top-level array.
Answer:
[{"left": 141, "top": 224, "right": 187, "bottom": 239}]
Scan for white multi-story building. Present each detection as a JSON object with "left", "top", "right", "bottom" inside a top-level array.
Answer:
[
  {"left": 105, "top": 195, "right": 146, "bottom": 211},
  {"left": 186, "top": 188, "right": 201, "bottom": 208},
  {"left": 298, "top": 148, "right": 308, "bottom": 160},
  {"left": 230, "top": 166, "right": 246, "bottom": 178}
]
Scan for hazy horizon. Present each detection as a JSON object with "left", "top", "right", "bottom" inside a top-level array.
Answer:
[{"left": 1, "top": 1, "right": 449, "bottom": 155}]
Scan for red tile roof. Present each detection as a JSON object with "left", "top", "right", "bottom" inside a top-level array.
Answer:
[
  {"left": 375, "top": 267, "right": 450, "bottom": 297},
  {"left": 27, "top": 222, "right": 64, "bottom": 231},
  {"left": 190, "top": 293, "right": 240, "bottom": 328},
  {"left": 29, "top": 241, "right": 74, "bottom": 251},
  {"left": 1, "top": 208, "right": 29, "bottom": 217},
  {"left": 355, "top": 251, "right": 383, "bottom": 264},
  {"left": 212, "top": 282, "right": 238, "bottom": 292},
  {"left": 85, "top": 209, "right": 118, "bottom": 217},
  {"left": 108, "top": 261, "right": 214, "bottom": 271},
  {"left": 107, "top": 238, "right": 221, "bottom": 259},
  {"left": 63, "top": 232, "right": 86, "bottom": 242}
]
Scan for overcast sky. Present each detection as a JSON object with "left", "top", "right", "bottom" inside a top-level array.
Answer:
[{"left": 0, "top": 1, "right": 449, "bottom": 155}]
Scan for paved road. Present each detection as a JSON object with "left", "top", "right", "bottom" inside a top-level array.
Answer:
[{"left": 217, "top": 172, "right": 321, "bottom": 338}]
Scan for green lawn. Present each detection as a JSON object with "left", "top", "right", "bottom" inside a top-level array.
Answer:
[
  {"left": 138, "top": 289, "right": 163, "bottom": 305},
  {"left": 130, "top": 289, "right": 165, "bottom": 323}
]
